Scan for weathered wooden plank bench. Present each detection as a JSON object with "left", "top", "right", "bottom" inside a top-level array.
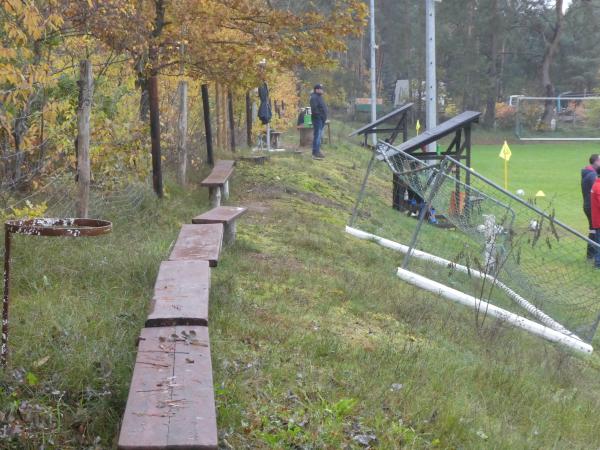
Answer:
[
  {"left": 145, "top": 260, "right": 210, "bottom": 328},
  {"left": 118, "top": 326, "right": 217, "bottom": 450},
  {"left": 200, "top": 160, "right": 235, "bottom": 207},
  {"left": 169, "top": 224, "right": 223, "bottom": 267},
  {"left": 192, "top": 206, "right": 247, "bottom": 245}
]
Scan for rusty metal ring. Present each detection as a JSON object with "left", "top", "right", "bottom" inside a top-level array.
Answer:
[{"left": 4, "top": 218, "right": 112, "bottom": 237}]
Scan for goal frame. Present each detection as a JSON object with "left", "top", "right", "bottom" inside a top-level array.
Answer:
[{"left": 515, "top": 96, "right": 600, "bottom": 141}]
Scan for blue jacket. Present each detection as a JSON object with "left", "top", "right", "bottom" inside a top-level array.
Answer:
[
  {"left": 581, "top": 165, "right": 596, "bottom": 210},
  {"left": 310, "top": 92, "right": 328, "bottom": 121}
]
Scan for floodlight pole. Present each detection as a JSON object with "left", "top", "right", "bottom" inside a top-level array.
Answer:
[
  {"left": 426, "top": 0, "right": 438, "bottom": 154},
  {"left": 369, "top": 0, "right": 377, "bottom": 146}
]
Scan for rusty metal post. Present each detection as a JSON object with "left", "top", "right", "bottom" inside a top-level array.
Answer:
[{"left": 2, "top": 227, "right": 11, "bottom": 366}]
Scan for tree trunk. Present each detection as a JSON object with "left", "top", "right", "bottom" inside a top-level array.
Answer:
[
  {"left": 149, "top": 75, "right": 163, "bottom": 198},
  {"left": 148, "top": 0, "right": 165, "bottom": 197},
  {"left": 540, "top": 0, "right": 564, "bottom": 128},
  {"left": 176, "top": 80, "right": 188, "bottom": 186},
  {"left": 135, "top": 56, "right": 150, "bottom": 122},
  {"left": 12, "top": 112, "right": 26, "bottom": 186},
  {"left": 76, "top": 60, "right": 93, "bottom": 218},
  {"left": 483, "top": 0, "right": 499, "bottom": 128},
  {"left": 246, "top": 91, "right": 252, "bottom": 147},
  {"left": 227, "top": 90, "right": 236, "bottom": 152},
  {"left": 201, "top": 84, "right": 214, "bottom": 166}
]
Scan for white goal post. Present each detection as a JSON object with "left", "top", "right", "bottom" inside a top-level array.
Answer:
[
  {"left": 514, "top": 95, "right": 600, "bottom": 141},
  {"left": 345, "top": 226, "right": 593, "bottom": 354}
]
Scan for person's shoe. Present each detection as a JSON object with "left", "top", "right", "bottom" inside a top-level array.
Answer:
[{"left": 312, "top": 152, "right": 325, "bottom": 160}]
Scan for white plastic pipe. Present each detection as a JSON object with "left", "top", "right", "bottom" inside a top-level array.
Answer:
[
  {"left": 345, "top": 226, "right": 579, "bottom": 339},
  {"left": 396, "top": 267, "right": 593, "bottom": 354}
]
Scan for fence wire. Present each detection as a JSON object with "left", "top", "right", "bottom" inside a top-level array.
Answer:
[{"left": 351, "top": 141, "right": 600, "bottom": 346}]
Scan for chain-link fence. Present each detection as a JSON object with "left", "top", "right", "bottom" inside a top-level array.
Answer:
[{"left": 349, "top": 141, "right": 600, "bottom": 352}]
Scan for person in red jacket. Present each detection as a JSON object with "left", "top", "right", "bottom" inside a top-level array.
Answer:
[{"left": 590, "top": 173, "right": 600, "bottom": 268}]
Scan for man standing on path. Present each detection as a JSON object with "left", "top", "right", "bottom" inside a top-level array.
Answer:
[
  {"left": 581, "top": 154, "right": 600, "bottom": 259},
  {"left": 310, "top": 84, "right": 328, "bottom": 160}
]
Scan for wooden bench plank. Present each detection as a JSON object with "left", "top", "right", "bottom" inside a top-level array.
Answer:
[
  {"left": 169, "top": 224, "right": 223, "bottom": 267},
  {"left": 192, "top": 206, "right": 247, "bottom": 225},
  {"left": 214, "top": 160, "right": 235, "bottom": 170},
  {"left": 200, "top": 167, "right": 233, "bottom": 187},
  {"left": 192, "top": 207, "right": 247, "bottom": 245},
  {"left": 146, "top": 260, "right": 210, "bottom": 328},
  {"left": 200, "top": 161, "right": 235, "bottom": 187},
  {"left": 118, "top": 326, "right": 217, "bottom": 450}
]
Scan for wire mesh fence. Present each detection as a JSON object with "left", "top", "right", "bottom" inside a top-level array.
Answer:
[{"left": 350, "top": 141, "right": 600, "bottom": 350}]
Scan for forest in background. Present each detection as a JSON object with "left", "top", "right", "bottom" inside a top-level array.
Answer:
[
  {"left": 2, "top": 0, "right": 600, "bottom": 210},
  {"left": 316, "top": 0, "right": 600, "bottom": 128}
]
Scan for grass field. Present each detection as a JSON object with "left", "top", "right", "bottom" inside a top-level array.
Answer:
[
  {"left": 0, "top": 125, "right": 599, "bottom": 448},
  {"left": 471, "top": 141, "right": 600, "bottom": 232}
]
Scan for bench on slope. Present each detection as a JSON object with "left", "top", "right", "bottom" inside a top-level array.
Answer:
[
  {"left": 192, "top": 206, "right": 247, "bottom": 245},
  {"left": 117, "top": 326, "right": 217, "bottom": 450},
  {"left": 200, "top": 160, "right": 235, "bottom": 208}
]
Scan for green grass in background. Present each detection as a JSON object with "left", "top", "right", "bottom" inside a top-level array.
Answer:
[{"left": 471, "top": 141, "right": 600, "bottom": 232}]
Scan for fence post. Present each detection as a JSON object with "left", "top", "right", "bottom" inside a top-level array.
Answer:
[
  {"left": 77, "top": 60, "right": 93, "bottom": 217},
  {"left": 228, "top": 90, "right": 236, "bottom": 152},
  {"left": 177, "top": 80, "right": 188, "bottom": 186},
  {"left": 246, "top": 90, "right": 252, "bottom": 147},
  {"left": 201, "top": 84, "right": 214, "bottom": 166},
  {"left": 149, "top": 75, "right": 163, "bottom": 198}
]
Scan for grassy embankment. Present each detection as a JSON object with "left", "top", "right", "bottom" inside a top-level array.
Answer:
[{"left": 1, "top": 124, "right": 600, "bottom": 448}]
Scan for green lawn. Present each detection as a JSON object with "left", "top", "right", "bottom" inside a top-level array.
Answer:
[
  {"left": 471, "top": 141, "right": 600, "bottom": 232},
  {"left": 0, "top": 127, "right": 599, "bottom": 448}
]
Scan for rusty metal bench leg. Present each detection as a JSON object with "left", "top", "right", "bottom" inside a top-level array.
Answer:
[
  {"left": 221, "top": 180, "right": 230, "bottom": 201},
  {"left": 209, "top": 186, "right": 221, "bottom": 208},
  {"left": 223, "top": 221, "right": 236, "bottom": 245}
]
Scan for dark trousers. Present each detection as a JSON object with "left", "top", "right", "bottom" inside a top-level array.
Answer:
[
  {"left": 584, "top": 207, "right": 596, "bottom": 259},
  {"left": 312, "top": 116, "right": 324, "bottom": 155}
]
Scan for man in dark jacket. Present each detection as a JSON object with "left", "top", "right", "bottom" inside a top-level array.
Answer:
[
  {"left": 309, "top": 84, "right": 328, "bottom": 160},
  {"left": 581, "top": 154, "right": 600, "bottom": 258}
]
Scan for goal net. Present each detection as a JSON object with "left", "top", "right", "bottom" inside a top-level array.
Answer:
[
  {"left": 515, "top": 96, "right": 600, "bottom": 141},
  {"left": 348, "top": 142, "right": 600, "bottom": 352}
]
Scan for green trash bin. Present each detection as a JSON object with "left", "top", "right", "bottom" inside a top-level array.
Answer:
[{"left": 304, "top": 107, "right": 312, "bottom": 127}]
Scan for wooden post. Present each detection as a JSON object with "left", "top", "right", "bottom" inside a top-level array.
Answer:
[
  {"left": 76, "top": 60, "right": 93, "bottom": 217},
  {"left": 148, "top": 75, "right": 163, "bottom": 198},
  {"left": 201, "top": 84, "right": 214, "bottom": 166},
  {"left": 227, "top": 90, "right": 236, "bottom": 152},
  {"left": 245, "top": 90, "right": 252, "bottom": 147},
  {"left": 176, "top": 80, "right": 188, "bottom": 186},
  {"left": 215, "top": 83, "right": 222, "bottom": 149}
]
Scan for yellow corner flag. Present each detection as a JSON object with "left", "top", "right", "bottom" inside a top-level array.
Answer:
[
  {"left": 499, "top": 140, "right": 512, "bottom": 161},
  {"left": 416, "top": 120, "right": 421, "bottom": 135},
  {"left": 499, "top": 140, "right": 512, "bottom": 190}
]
